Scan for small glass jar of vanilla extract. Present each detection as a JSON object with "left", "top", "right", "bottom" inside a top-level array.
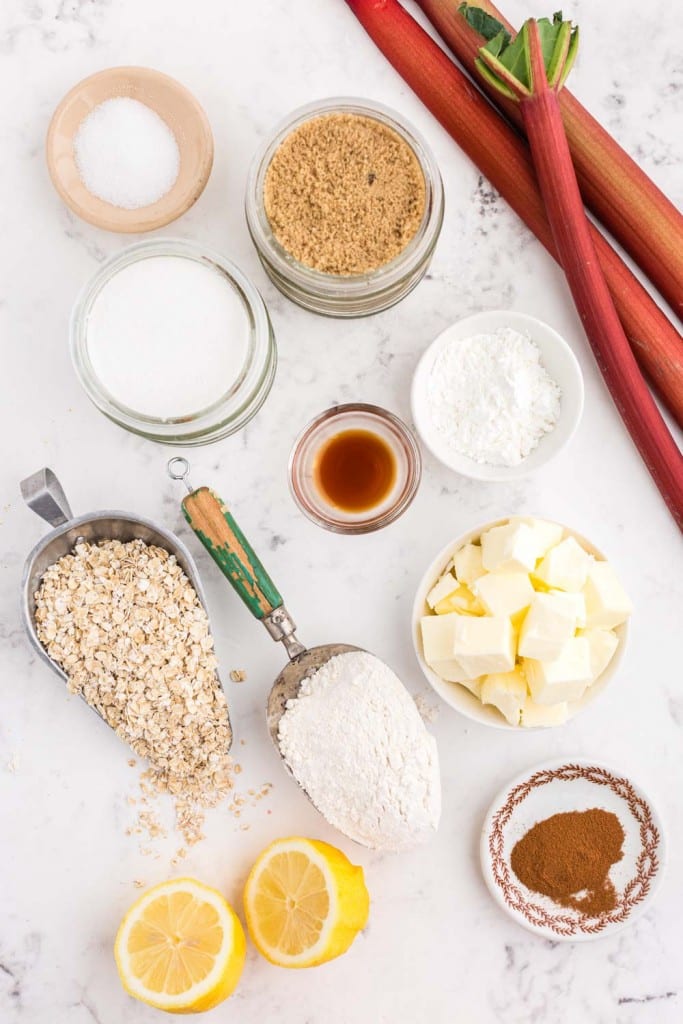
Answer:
[{"left": 288, "top": 404, "right": 422, "bottom": 534}]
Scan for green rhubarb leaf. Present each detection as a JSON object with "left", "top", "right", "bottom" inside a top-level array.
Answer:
[
  {"left": 483, "top": 28, "right": 508, "bottom": 59},
  {"left": 461, "top": 6, "right": 578, "bottom": 95},
  {"left": 458, "top": 3, "right": 511, "bottom": 47},
  {"left": 492, "top": 26, "right": 529, "bottom": 84}
]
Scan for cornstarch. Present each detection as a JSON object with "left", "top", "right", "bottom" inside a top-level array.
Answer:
[
  {"left": 277, "top": 651, "right": 441, "bottom": 851},
  {"left": 428, "top": 326, "right": 561, "bottom": 466}
]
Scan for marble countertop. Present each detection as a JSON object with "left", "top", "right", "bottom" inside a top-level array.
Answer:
[{"left": 1, "top": 1, "right": 681, "bottom": 1022}]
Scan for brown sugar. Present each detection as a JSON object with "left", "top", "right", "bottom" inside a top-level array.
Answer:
[
  {"left": 264, "top": 112, "right": 426, "bottom": 275},
  {"left": 511, "top": 808, "right": 625, "bottom": 917}
]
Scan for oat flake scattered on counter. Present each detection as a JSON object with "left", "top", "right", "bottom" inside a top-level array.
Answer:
[
  {"left": 277, "top": 650, "right": 441, "bottom": 851},
  {"left": 428, "top": 326, "right": 561, "bottom": 466}
]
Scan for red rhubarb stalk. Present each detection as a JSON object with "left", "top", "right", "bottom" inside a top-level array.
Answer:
[
  {"left": 416, "top": 0, "right": 683, "bottom": 319},
  {"left": 468, "top": 12, "right": 683, "bottom": 527},
  {"left": 342, "top": 0, "right": 683, "bottom": 430}
]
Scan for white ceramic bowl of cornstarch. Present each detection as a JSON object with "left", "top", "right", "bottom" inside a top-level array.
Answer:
[{"left": 411, "top": 310, "right": 584, "bottom": 481}]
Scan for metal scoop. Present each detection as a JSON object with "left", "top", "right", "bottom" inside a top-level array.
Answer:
[
  {"left": 20, "top": 467, "right": 231, "bottom": 748},
  {"left": 167, "top": 458, "right": 364, "bottom": 750}
]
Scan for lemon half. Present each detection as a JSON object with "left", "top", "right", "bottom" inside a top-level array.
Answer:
[
  {"left": 243, "top": 837, "right": 369, "bottom": 968},
  {"left": 114, "top": 877, "right": 246, "bottom": 1013}
]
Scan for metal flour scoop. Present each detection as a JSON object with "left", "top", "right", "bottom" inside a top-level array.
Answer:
[
  {"left": 169, "top": 459, "right": 442, "bottom": 853},
  {"left": 20, "top": 467, "right": 231, "bottom": 748},
  {"left": 167, "top": 458, "right": 363, "bottom": 750}
]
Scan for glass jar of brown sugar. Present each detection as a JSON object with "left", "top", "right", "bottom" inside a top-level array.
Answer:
[{"left": 245, "top": 98, "right": 444, "bottom": 317}]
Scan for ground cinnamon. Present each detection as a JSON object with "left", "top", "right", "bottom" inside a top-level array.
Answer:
[{"left": 511, "top": 808, "right": 625, "bottom": 917}]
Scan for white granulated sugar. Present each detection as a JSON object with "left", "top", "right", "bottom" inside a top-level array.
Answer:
[
  {"left": 87, "top": 255, "right": 250, "bottom": 419},
  {"left": 428, "top": 327, "right": 561, "bottom": 466},
  {"left": 277, "top": 651, "right": 441, "bottom": 851},
  {"left": 74, "top": 97, "right": 180, "bottom": 210}
]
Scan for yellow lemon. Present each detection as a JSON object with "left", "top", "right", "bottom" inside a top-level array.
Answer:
[
  {"left": 114, "top": 877, "right": 246, "bottom": 1013},
  {"left": 243, "top": 837, "right": 369, "bottom": 968}
]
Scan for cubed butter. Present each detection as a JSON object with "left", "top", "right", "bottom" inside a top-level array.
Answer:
[
  {"left": 518, "top": 591, "right": 578, "bottom": 661},
  {"left": 518, "top": 517, "right": 565, "bottom": 559},
  {"left": 533, "top": 536, "right": 592, "bottom": 592},
  {"left": 473, "top": 571, "right": 534, "bottom": 617},
  {"left": 523, "top": 637, "right": 593, "bottom": 704},
  {"left": 520, "top": 698, "right": 569, "bottom": 728},
  {"left": 481, "top": 521, "right": 539, "bottom": 574},
  {"left": 453, "top": 543, "right": 485, "bottom": 585},
  {"left": 579, "top": 627, "right": 619, "bottom": 681},
  {"left": 435, "top": 585, "right": 483, "bottom": 617},
  {"left": 457, "top": 676, "right": 485, "bottom": 698},
  {"left": 582, "top": 561, "right": 632, "bottom": 629},
  {"left": 426, "top": 570, "right": 459, "bottom": 609},
  {"left": 549, "top": 588, "right": 586, "bottom": 627},
  {"left": 481, "top": 669, "right": 527, "bottom": 726},
  {"left": 452, "top": 615, "right": 515, "bottom": 678},
  {"left": 420, "top": 614, "right": 471, "bottom": 682}
]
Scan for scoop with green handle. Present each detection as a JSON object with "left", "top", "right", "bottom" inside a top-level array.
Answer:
[{"left": 167, "top": 457, "right": 362, "bottom": 749}]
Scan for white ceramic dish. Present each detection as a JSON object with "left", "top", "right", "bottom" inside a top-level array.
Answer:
[
  {"left": 411, "top": 518, "right": 629, "bottom": 730},
  {"left": 411, "top": 310, "right": 584, "bottom": 481},
  {"left": 480, "top": 759, "right": 665, "bottom": 941}
]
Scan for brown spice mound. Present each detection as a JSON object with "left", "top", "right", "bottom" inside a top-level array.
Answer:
[
  {"left": 511, "top": 808, "right": 625, "bottom": 917},
  {"left": 264, "top": 112, "right": 426, "bottom": 275}
]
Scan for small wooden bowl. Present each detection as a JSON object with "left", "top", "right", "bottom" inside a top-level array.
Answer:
[{"left": 46, "top": 66, "right": 214, "bottom": 233}]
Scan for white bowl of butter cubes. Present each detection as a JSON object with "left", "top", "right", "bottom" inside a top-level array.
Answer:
[{"left": 412, "top": 517, "right": 632, "bottom": 729}]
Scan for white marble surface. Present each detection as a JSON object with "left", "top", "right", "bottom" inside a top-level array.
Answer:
[{"left": 1, "top": 1, "right": 681, "bottom": 1021}]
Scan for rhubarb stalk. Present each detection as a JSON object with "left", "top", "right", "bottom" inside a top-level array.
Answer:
[
  {"left": 342, "top": 0, "right": 683, "bottom": 429},
  {"left": 466, "top": 11, "right": 683, "bottom": 527},
  {"left": 416, "top": 0, "right": 683, "bottom": 319}
]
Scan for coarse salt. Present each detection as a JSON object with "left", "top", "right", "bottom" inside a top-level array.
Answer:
[
  {"left": 427, "top": 326, "right": 561, "bottom": 467},
  {"left": 277, "top": 650, "right": 441, "bottom": 851},
  {"left": 74, "top": 97, "right": 180, "bottom": 210}
]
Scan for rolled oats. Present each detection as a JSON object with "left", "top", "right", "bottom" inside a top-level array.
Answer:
[{"left": 34, "top": 538, "right": 234, "bottom": 844}]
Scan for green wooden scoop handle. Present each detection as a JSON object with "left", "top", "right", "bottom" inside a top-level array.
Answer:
[{"left": 182, "top": 486, "right": 282, "bottom": 620}]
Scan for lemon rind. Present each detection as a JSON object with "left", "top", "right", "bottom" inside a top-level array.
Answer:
[
  {"left": 115, "top": 877, "right": 239, "bottom": 1011},
  {"left": 244, "top": 837, "right": 341, "bottom": 968}
]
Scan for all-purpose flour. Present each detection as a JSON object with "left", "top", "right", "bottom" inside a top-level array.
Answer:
[
  {"left": 277, "top": 651, "right": 441, "bottom": 851},
  {"left": 428, "top": 327, "right": 561, "bottom": 466}
]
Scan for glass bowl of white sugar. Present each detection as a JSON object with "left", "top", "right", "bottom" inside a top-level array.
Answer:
[
  {"left": 70, "top": 239, "right": 276, "bottom": 445},
  {"left": 411, "top": 310, "right": 584, "bottom": 481}
]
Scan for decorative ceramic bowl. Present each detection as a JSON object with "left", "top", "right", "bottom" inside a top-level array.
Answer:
[{"left": 480, "top": 759, "right": 665, "bottom": 941}]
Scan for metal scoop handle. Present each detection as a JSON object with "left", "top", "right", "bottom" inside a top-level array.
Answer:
[
  {"left": 20, "top": 468, "right": 73, "bottom": 528},
  {"left": 169, "top": 459, "right": 305, "bottom": 660}
]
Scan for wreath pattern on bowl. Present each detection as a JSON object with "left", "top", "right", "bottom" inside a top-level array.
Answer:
[{"left": 488, "top": 763, "right": 660, "bottom": 937}]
